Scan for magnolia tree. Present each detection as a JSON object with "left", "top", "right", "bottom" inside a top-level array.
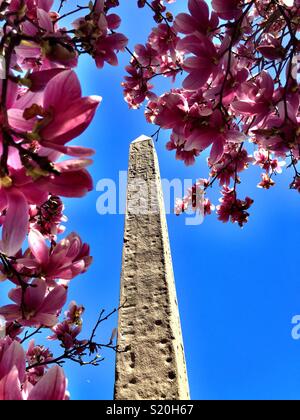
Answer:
[{"left": 0, "top": 0, "right": 299, "bottom": 400}]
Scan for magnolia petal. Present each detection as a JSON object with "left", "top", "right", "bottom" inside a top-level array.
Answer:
[
  {"left": 24, "top": 278, "right": 47, "bottom": 311},
  {"left": 1, "top": 190, "right": 29, "bottom": 257},
  {"left": 42, "top": 142, "right": 95, "bottom": 157},
  {"left": 0, "top": 341, "right": 26, "bottom": 383},
  {"left": 174, "top": 13, "right": 198, "bottom": 34},
  {"left": 0, "top": 305, "right": 22, "bottom": 322},
  {"left": 210, "top": 138, "right": 225, "bottom": 163},
  {"left": 189, "top": 0, "right": 209, "bottom": 23},
  {"left": 8, "top": 108, "right": 36, "bottom": 133},
  {"left": 0, "top": 367, "right": 22, "bottom": 401},
  {"left": 182, "top": 68, "right": 211, "bottom": 90},
  {"left": 37, "top": 8, "right": 53, "bottom": 32},
  {"left": 28, "top": 366, "right": 66, "bottom": 400},
  {"left": 226, "top": 130, "right": 247, "bottom": 143},
  {"left": 40, "top": 285, "right": 67, "bottom": 313},
  {"left": 28, "top": 229, "right": 49, "bottom": 266},
  {"left": 41, "top": 96, "right": 101, "bottom": 145},
  {"left": 39, "top": 169, "right": 93, "bottom": 198},
  {"left": 43, "top": 70, "right": 82, "bottom": 111}
]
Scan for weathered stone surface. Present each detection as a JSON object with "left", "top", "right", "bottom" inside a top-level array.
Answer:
[{"left": 114, "top": 135, "right": 190, "bottom": 400}]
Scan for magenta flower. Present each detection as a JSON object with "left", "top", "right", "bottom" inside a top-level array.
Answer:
[
  {"left": 177, "top": 35, "right": 219, "bottom": 90},
  {"left": 0, "top": 279, "right": 67, "bottom": 327},
  {"left": 174, "top": 0, "right": 219, "bottom": 36},
  {"left": 252, "top": 101, "right": 300, "bottom": 155},
  {"left": 211, "top": 0, "right": 242, "bottom": 20},
  {"left": 148, "top": 92, "right": 189, "bottom": 130},
  {"left": 0, "top": 338, "right": 26, "bottom": 383},
  {"left": 256, "top": 34, "right": 285, "bottom": 60},
  {"left": 26, "top": 340, "right": 53, "bottom": 385},
  {"left": 217, "top": 187, "right": 254, "bottom": 227},
  {"left": 0, "top": 161, "right": 92, "bottom": 257},
  {"left": 253, "top": 149, "right": 286, "bottom": 174},
  {"left": 22, "top": 70, "right": 102, "bottom": 157},
  {"left": 26, "top": 365, "right": 67, "bottom": 400},
  {"left": 209, "top": 144, "right": 253, "bottom": 186},
  {"left": 0, "top": 70, "right": 99, "bottom": 257},
  {"left": 166, "top": 131, "right": 200, "bottom": 166},
  {"left": 123, "top": 64, "right": 154, "bottom": 109},
  {"left": 94, "top": 33, "right": 129, "bottom": 68},
  {"left": 35, "top": 159, "right": 93, "bottom": 198},
  {"left": 0, "top": 189, "right": 29, "bottom": 257},
  {"left": 23, "top": 229, "right": 92, "bottom": 283},
  {"left": 50, "top": 321, "right": 84, "bottom": 350},
  {"left": 0, "top": 337, "right": 68, "bottom": 400},
  {"left": 185, "top": 109, "right": 246, "bottom": 163},
  {"left": 232, "top": 71, "right": 275, "bottom": 123},
  {"left": 0, "top": 338, "right": 25, "bottom": 400},
  {"left": 72, "top": 0, "right": 128, "bottom": 69}
]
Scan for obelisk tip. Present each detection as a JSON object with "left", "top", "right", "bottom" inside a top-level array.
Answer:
[{"left": 131, "top": 134, "right": 152, "bottom": 144}]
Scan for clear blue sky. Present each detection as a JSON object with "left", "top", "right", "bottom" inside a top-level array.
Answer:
[{"left": 2, "top": 1, "right": 300, "bottom": 400}]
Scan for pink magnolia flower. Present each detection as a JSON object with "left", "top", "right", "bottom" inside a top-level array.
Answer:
[
  {"left": 232, "top": 71, "right": 275, "bottom": 124},
  {"left": 211, "top": 0, "right": 242, "bottom": 21},
  {"left": 0, "top": 70, "right": 98, "bottom": 257},
  {"left": 204, "top": 64, "right": 249, "bottom": 106},
  {"left": 174, "top": 0, "right": 219, "bottom": 36},
  {"left": 35, "top": 159, "right": 94, "bottom": 198},
  {"left": 13, "top": 0, "right": 78, "bottom": 69},
  {"left": 0, "top": 278, "right": 67, "bottom": 327},
  {"left": 29, "top": 195, "right": 67, "bottom": 239},
  {"left": 49, "top": 301, "right": 86, "bottom": 350},
  {"left": 93, "top": 33, "right": 128, "bottom": 68},
  {"left": 166, "top": 131, "right": 200, "bottom": 166},
  {"left": 148, "top": 24, "right": 179, "bottom": 59},
  {"left": 252, "top": 101, "right": 300, "bottom": 155},
  {"left": 253, "top": 149, "right": 286, "bottom": 174},
  {"left": 185, "top": 109, "right": 246, "bottom": 163},
  {"left": 19, "top": 70, "right": 101, "bottom": 157},
  {"left": 209, "top": 145, "right": 253, "bottom": 186},
  {"left": 0, "top": 160, "right": 92, "bottom": 257},
  {"left": 26, "top": 340, "right": 53, "bottom": 385},
  {"left": 256, "top": 34, "right": 285, "bottom": 60},
  {"left": 0, "top": 188, "right": 30, "bottom": 257},
  {"left": 22, "top": 229, "right": 92, "bottom": 283},
  {"left": 50, "top": 321, "right": 84, "bottom": 350},
  {"left": 0, "top": 338, "right": 26, "bottom": 383},
  {"left": 26, "top": 365, "right": 67, "bottom": 400},
  {"left": 177, "top": 35, "right": 219, "bottom": 90},
  {"left": 0, "top": 363, "right": 67, "bottom": 400},
  {"left": 134, "top": 43, "right": 160, "bottom": 67},
  {"left": 257, "top": 173, "right": 275, "bottom": 189},
  {"left": 217, "top": 187, "right": 254, "bottom": 227},
  {"left": 72, "top": 2, "right": 128, "bottom": 69},
  {"left": 147, "top": 91, "right": 189, "bottom": 130},
  {"left": 0, "top": 337, "right": 68, "bottom": 400},
  {"left": 123, "top": 64, "right": 154, "bottom": 109}
]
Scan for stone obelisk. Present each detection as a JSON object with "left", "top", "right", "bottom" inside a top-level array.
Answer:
[{"left": 114, "top": 135, "right": 190, "bottom": 400}]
